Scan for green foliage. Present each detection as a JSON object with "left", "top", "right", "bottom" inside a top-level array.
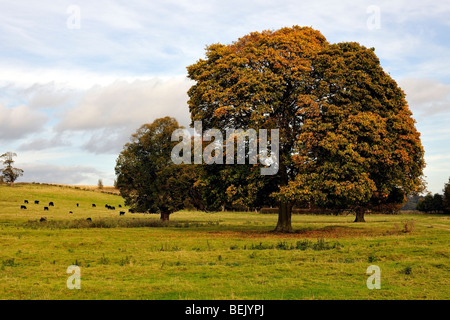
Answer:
[
  {"left": 416, "top": 193, "right": 444, "bottom": 213},
  {"left": 115, "top": 117, "right": 203, "bottom": 220},
  {"left": 198, "top": 163, "right": 278, "bottom": 212},
  {"left": 282, "top": 42, "right": 425, "bottom": 217}
]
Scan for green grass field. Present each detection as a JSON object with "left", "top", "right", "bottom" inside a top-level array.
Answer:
[{"left": 0, "top": 184, "right": 449, "bottom": 300}]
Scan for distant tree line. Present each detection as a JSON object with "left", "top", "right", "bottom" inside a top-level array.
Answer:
[
  {"left": 415, "top": 178, "right": 450, "bottom": 213},
  {"left": 401, "top": 195, "right": 422, "bottom": 211}
]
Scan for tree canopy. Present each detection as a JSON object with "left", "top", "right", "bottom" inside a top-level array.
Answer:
[
  {"left": 187, "top": 26, "right": 425, "bottom": 231},
  {"left": 115, "top": 117, "right": 201, "bottom": 221},
  {"left": 278, "top": 41, "right": 425, "bottom": 222},
  {"left": 0, "top": 152, "right": 23, "bottom": 185}
]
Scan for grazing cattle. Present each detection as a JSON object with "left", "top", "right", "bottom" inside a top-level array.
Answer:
[
  {"left": 111, "top": 206, "right": 115, "bottom": 210},
  {"left": 92, "top": 204, "right": 96, "bottom": 207},
  {"left": 24, "top": 200, "right": 29, "bottom": 204},
  {"left": 76, "top": 203, "right": 79, "bottom": 207},
  {"left": 118, "top": 205, "right": 122, "bottom": 208},
  {"left": 105, "top": 204, "right": 111, "bottom": 209},
  {"left": 69, "top": 211, "right": 73, "bottom": 214},
  {"left": 119, "top": 211, "right": 125, "bottom": 216},
  {"left": 49, "top": 202, "right": 54, "bottom": 206},
  {"left": 44, "top": 207, "right": 49, "bottom": 211},
  {"left": 34, "top": 200, "right": 39, "bottom": 204},
  {"left": 86, "top": 217, "right": 92, "bottom": 221},
  {"left": 39, "top": 217, "right": 47, "bottom": 222},
  {"left": 20, "top": 205, "right": 27, "bottom": 210}
]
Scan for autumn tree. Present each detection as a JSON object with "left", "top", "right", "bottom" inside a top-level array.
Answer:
[
  {"left": 0, "top": 152, "right": 24, "bottom": 186},
  {"left": 281, "top": 42, "right": 425, "bottom": 222},
  {"left": 188, "top": 26, "right": 328, "bottom": 232},
  {"left": 115, "top": 117, "right": 202, "bottom": 221},
  {"left": 187, "top": 26, "right": 425, "bottom": 231}
]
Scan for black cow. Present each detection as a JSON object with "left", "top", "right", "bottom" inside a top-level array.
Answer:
[
  {"left": 76, "top": 203, "right": 79, "bottom": 207},
  {"left": 40, "top": 217, "right": 47, "bottom": 222},
  {"left": 69, "top": 211, "right": 73, "bottom": 214},
  {"left": 34, "top": 200, "right": 39, "bottom": 204},
  {"left": 118, "top": 205, "right": 122, "bottom": 208},
  {"left": 24, "top": 200, "right": 29, "bottom": 204},
  {"left": 111, "top": 206, "right": 115, "bottom": 210},
  {"left": 49, "top": 202, "right": 54, "bottom": 206},
  {"left": 20, "top": 205, "right": 27, "bottom": 210},
  {"left": 119, "top": 211, "right": 125, "bottom": 216},
  {"left": 92, "top": 204, "right": 96, "bottom": 208},
  {"left": 86, "top": 217, "right": 92, "bottom": 221},
  {"left": 44, "top": 207, "right": 49, "bottom": 211},
  {"left": 129, "top": 209, "right": 135, "bottom": 213}
]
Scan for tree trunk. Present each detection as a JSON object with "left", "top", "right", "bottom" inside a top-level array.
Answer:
[
  {"left": 274, "top": 163, "right": 293, "bottom": 232},
  {"left": 275, "top": 201, "right": 293, "bottom": 232},
  {"left": 160, "top": 212, "right": 170, "bottom": 221},
  {"left": 354, "top": 208, "right": 366, "bottom": 222}
]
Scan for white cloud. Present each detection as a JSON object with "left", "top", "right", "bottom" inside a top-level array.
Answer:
[
  {"left": 1, "top": 0, "right": 449, "bottom": 192},
  {"left": 398, "top": 77, "right": 450, "bottom": 116},
  {"left": 23, "top": 83, "right": 77, "bottom": 109},
  {"left": 0, "top": 66, "right": 156, "bottom": 91},
  {"left": 56, "top": 77, "right": 192, "bottom": 132},
  {"left": 17, "top": 162, "right": 104, "bottom": 185},
  {"left": 0, "top": 72, "right": 193, "bottom": 154},
  {"left": 0, "top": 103, "right": 48, "bottom": 140},
  {"left": 80, "top": 127, "right": 133, "bottom": 155},
  {"left": 18, "top": 135, "right": 70, "bottom": 151}
]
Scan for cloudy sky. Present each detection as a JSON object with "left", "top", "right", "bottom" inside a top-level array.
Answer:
[{"left": 0, "top": 0, "right": 449, "bottom": 194}]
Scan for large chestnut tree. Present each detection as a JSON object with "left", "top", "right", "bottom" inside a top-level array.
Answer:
[{"left": 187, "top": 26, "right": 425, "bottom": 231}]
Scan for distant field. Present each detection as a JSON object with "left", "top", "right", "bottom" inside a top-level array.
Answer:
[{"left": 0, "top": 184, "right": 449, "bottom": 300}]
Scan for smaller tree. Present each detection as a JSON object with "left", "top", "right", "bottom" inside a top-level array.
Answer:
[
  {"left": 0, "top": 152, "right": 24, "bottom": 186},
  {"left": 416, "top": 193, "right": 444, "bottom": 213},
  {"left": 416, "top": 193, "right": 433, "bottom": 213},
  {"left": 98, "top": 179, "right": 104, "bottom": 190},
  {"left": 432, "top": 193, "right": 444, "bottom": 213},
  {"left": 115, "top": 117, "right": 203, "bottom": 221}
]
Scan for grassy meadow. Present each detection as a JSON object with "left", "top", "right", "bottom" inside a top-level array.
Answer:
[{"left": 0, "top": 183, "right": 449, "bottom": 300}]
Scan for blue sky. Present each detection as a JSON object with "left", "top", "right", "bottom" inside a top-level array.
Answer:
[{"left": 0, "top": 0, "right": 449, "bottom": 194}]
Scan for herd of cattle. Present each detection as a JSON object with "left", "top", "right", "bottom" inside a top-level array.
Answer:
[{"left": 20, "top": 199, "right": 130, "bottom": 222}]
